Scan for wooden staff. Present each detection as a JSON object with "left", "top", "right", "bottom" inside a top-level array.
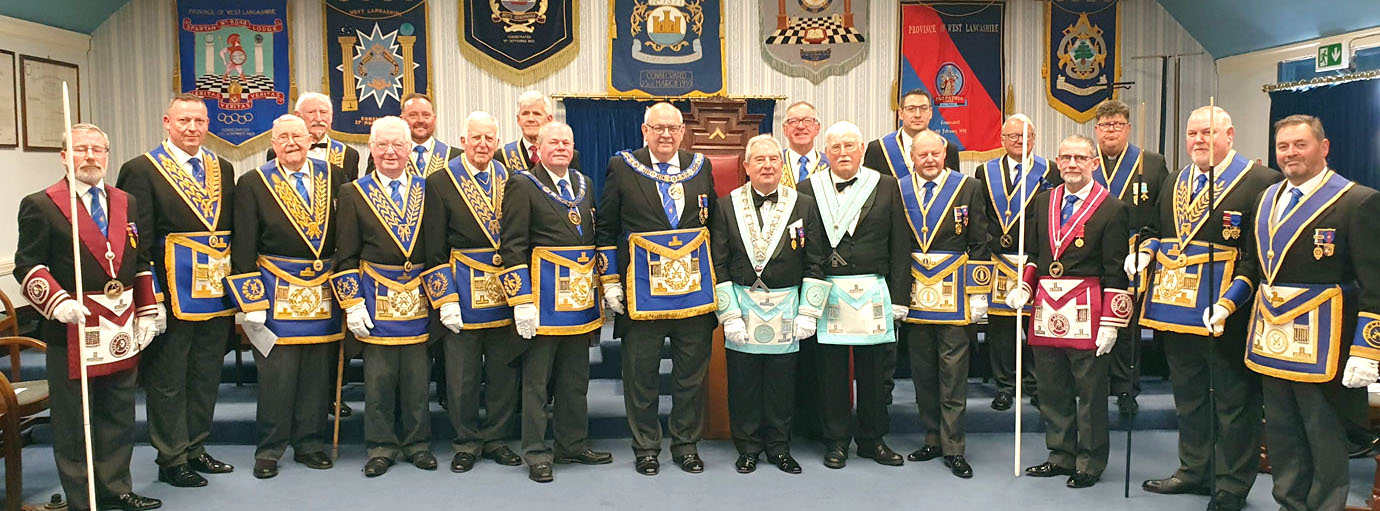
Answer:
[
  {"left": 1013, "top": 119, "right": 1031, "bottom": 477},
  {"left": 63, "top": 81, "right": 98, "bottom": 509},
  {"left": 332, "top": 341, "right": 344, "bottom": 460}
]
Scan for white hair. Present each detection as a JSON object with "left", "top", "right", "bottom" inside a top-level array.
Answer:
[
  {"left": 822, "top": 121, "right": 863, "bottom": 145},
  {"left": 1190, "top": 106, "right": 1233, "bottom": 128},
  {"left": 461, "top": 111, "right": 499, "bottom": 138},
  {"left": 272, "top": 114, "right": 306, "bottom": 131},
  {"left": 369, "top": 116, "right": 409, "bottom": 143},
  {"left": 536, "top": 121, "right": 572, "bottom": 144},
  {"left": 911, "top": 129, "right": 948, "bottom": 151},
  {"left": 62, "top": 123, "right": 109, "bottom": 151},
  {"left": 643, "top": 102, "right": 683, "bottom": 124},
  {"left": 294, "top": 92, "right": 332, "bottom": 112},
  {"left": 744, "top": 134, "right": 781, "bottom": 160},
  {"left": 516, "top": 90, "right": 553, "bottom": 113},
  {"left": 1003, "top": 114, "right": 1034, "bottom": 134}
]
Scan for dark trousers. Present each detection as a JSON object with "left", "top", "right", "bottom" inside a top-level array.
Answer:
[
  {"left": 905, "top": 324, "right": 968, "bottom": 455},
  {"left": 986, "top": 314, "right": 1039, "bottom": 396},
  {"left": 817, "top": 341, "right": 894, "bottom": 451},
  {"left": 1032, "top": 345, "right": 1110, "bottom": 477},
  {"left": 47, "top": 339, "right": 137, "bottom": 511},
  {"left": 1109, "top": 323, "right": 1141, "bottom": 396},
  {"left": 520, "top": 333, "right": 591, "bottom": 465},
  {"left": 1261, "top": 373, "right": 1364, "bottom": 511},
  {"left": 1160, "top": 331, "right": 1261, "bottom": 497},
  {"left": 362, "top": 342, "right": 431, "bottom": 460},
  {"left": 620, "top": 316, "right": 713, "bottom": 458},
  {"left": 793, "top": 335, "right": 823, "bottom": 439},
  {"left": 141, "top": 314, "right": 231, "bottom": 467},
  {"left": 252, "top": 342, "right": 333, "bottom": 460},
  {"left": 444, "top": 327, "right": 519, "bottom": 455},
  {"left": 726, "top": 349, "right": 797, "bottom": 457}
]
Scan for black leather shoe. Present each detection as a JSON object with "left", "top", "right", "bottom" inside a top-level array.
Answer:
[
  {"left": 484, "top": 446, "right": 523, "bottom": 466},
  {"left": 822, "top": 447, "right": 847, "bottom": 469},
  {"left": 329, "top": 400, "right": 353, "bottom": 418},
  {"left": 1067, "top": 471, "right": 1098, "bottom": 488},
  {"left": 96, "top": 492, "right": 162, "bottom": 511},
  {"left": 991, "top": 392, "right": 1013, "bottom": 411},
  {"left": 1030, "top": 393, "right": 1041, "bottom": 409},
  {"left": 252, "top": 459, "right": 278, "bottom": 479},
  {"left": 858, "top": 444, "right": 903, "bottom": 466},
  {"left": 635, "top": 455, "right": 659, "bottom": 476},
  {"left": 908, "top": 444, "right": 942, "bottom": 462},
  {"left": 293, "top": 451, "right": 333, "bottom": 470},
  {"left": 410, "top": 451, "right": 438, "bottom": 470},
  {"left": 1142, "top": 476, "right": 1210, "bottom": 495},
  {"left": 673, "top": 453, "right": 704, "bottom": 473},
  {"left": 944, "top": 455, "right": 973, "bottom": 479},
  {"left": 363, "top": 457, "right": 393, "bottom": 477},
  {"left": 529, "top": 462, "right": 554, "bottom": 483},
  {"left": 1024, "top": 462, "right": 1074, "bottom": 478},
  {"left": 157, "top": 464, "right": 207, "bottom": 487},
  {"left": 451, "top": 453, "right": 477, "bottom": 473},
  {"left": 1352, "top": 436, "right": 1380, "bottom": 459},
  {"left": 1207, "top": 491, "right": 1246, "bottom": 511},
  {"left": 770, "top": 453, "right": 802, "bottom": 474},
  {"left": 555, "top": 449, "right": 613, "bottom": 465},
  {"left": 734, "top": 454, "right": 758, "bottom": 474},
  {"left": 189, "top": 453, "right": 234, "bottom": 474},
  {"left": 1117, "top": 392, "right": 1139, "bottom": 415}
]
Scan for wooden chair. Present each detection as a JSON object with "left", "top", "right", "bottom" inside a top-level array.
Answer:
[{"left": 0, "top": 335, "right": 50, "bottom": 511}]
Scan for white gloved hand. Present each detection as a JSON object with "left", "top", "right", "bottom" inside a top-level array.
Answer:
[
  {"left": 438, "top": 302, "right": 464, "bottom": 334},
  {"left": 1343, "top": 356, "right": 1380, "bottom": 388},
  {"left": 1124, "top": 252, "right": 1151, "bottom": 278},
  {"left": 1005, "top": 285, "right": 1031, "bottom": 310},
  {"left": 134, "top": 314, "right": 158, "bottom": 351},
  {"left": 603, "top": 283, "right": 625, "bottom": 315},
  {"left": 51, "top": 299, "right": 90, "bottom": 325},
  {"left": 1202, "top": 304, "right": 1231, "bottom": 336},
  {"left": 892, "top": 304, "right": 909, "bottom": 322},
  {"left": 242, "top": 310, "right": 267, "bottom": 326},
  {"left": 514, "top": 303, "right": 538, "bottom": 339},
  {"left": 969, "top": 295, "right": 989, "bottom": 321},
  {"left": 152, "top": 303, "right": 167, "bottom": 334},
  {"left": 345, "top": 303, "right": 373, "bottom": 338},
  {"left": 792, "top": 315, "right": 817, "bottom": 341},
  {"left": 723, "top": 317, "right": 749, "bottom": 344},
  {"left": 1095, "top": 325, "right": 1118, "bottom": 357}
]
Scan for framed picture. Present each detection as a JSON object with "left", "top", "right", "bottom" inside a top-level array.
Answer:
[
  {"left": 0, "top": 50, "right": 16, "bottom": 148},
  {"left": 20, "top": 54, "right": 79, "bottom": 152}
]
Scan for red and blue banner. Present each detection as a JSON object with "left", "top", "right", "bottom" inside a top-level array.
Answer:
[
  {"left": 176, "top": 0, "right": 290, "bottom": 147},
  {"left": 1044, "top": 0, "right": 1120, "bottom": 122},
  {"left": 324, "top": 0, "right": 432, "bottom": 142},
  {"left": 897, "top": 1, "right": 1004, "bottom": 158},
  {"left": 608, "top": 0, "right": 725, "bottom": 97}
]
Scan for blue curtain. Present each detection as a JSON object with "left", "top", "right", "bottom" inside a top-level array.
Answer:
[
  {"left": 563, "top": 98, "right": 777, "bottom": 199},
  {"left": 1268, "top": 78, "right": 1380, "bottom": 190}
]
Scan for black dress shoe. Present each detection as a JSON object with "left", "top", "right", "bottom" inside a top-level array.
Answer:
[
  {"left": 635, "top": 455, "right": 659, "bottom": 476},
  {"left": 1067, "top": 471, "right": 1098, "bottom": 488},
  {"left": 1023, "top": 462, "right": 1074, "bottom": 478},
  {"left": 1030, "top": 393, "right": 1040, "bottom": 409},
  {"left": 769, "top": 453, "right": 802, "bottom": 474},
  {"left": 908, "top": 444, "right": 942, "bottom": 462},
  {"left": 252, "top": 459, "right": 278, "bottom": 479},
  {"left": 451, "top": 453, "right": 477, "bottom": 473},
  {"left": 822, "top": 447, "right": 847, "bottom": 469},
  {"left": 410, "top": 451, "right": 438, "bottom": 470},
  {"left": 673, "top": 453, "right": 705, "bottom": 473},
  {"left": 944, "top": 455, "right": 973, "bottom": 479},
  {"left": 858, "top": 444, "right": 903, "bottom": 466},
  {"left": 1352, "top": 436, "right": 1380, "bottom": 458},
  {"left": 529, "top": 463, "right": 553, "bottom": 483},
  {"left": 734, "top": 454, "right": 758, "bottom": 474},
  {"left": 363, "top": 457, "right": 393, "bottom": 477},
  {"left": 1142, "top": 475, "right": 1210, "bottom": 495},
  {"left": 484, "top": 446, "right": 523, "bottom": 466},
  {"left": 1208, "top": 491, "right": 1247, "bottom": 511},
  {"left": 1117, "top": 392, "right": 1139, "bottom": 415},
  {"left": 329, "top": 401, "right": 353, "bottom": 418},
  {"left": 293, "top": 451, "right": 334, "bottom": 470},
  {"left": 157, "top": 464, "right": 207, "bottom": 488},
  {"left": 189, "top": 453, "right": 234, "bottom": 474},
  {"left": 555, "top": 449, "right": 614, "bottom": 465},
  {"left": 991, "top": 392, "right": 1013, "bottom": 411},
  {"left": 96, "top": 492, "right": 162, "bottom": 511}
]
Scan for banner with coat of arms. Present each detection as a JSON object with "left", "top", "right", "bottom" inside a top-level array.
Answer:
[
  {"left": 759, "top": 0, "right": 868, "bottom": 83},
  {"left": 897, "top": 1, "right": 1004, "bottom": 158},
  {"left": 608, "top": 0, "right": 725, "bottom": 97},
  {"left": 459, "top": 1, "right": 579, "bottom": 84},
  {"left": 175, "top": 0, "right": 290, "bottom": 147},
  {"left": 1044, "top": 0, "right": 1119, "bottom": 123},
  {"left": 324, "top": 0, "right": 432, "bottom": 142}
]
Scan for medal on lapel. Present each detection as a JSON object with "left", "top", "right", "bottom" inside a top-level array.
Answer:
[
  {"left": 1074, "top": 227, "right": 1085, "bottom": 248},
  {"left": 1313, "top": 228, "right": 1336, "bottom": 260},
  {"left": 954, "top": 206, "right": 967, "bottom": 235},
  {"left": 669, "top": 183, "right": 684, "bottom": 200},
  {"left": 1049, "top": 261, "right": 1065, "bottom": 278},
  {"left": 698, "top": 194, "right": 709, "bottom": 224},
  {"left": 1222, "top": 211, "right": 1242, "bottom": 240},
  {"left": 569, "top": 207, "right": 582, "bottom": 226}
]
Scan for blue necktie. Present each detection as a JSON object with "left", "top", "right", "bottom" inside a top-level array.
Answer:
[
  {"left": 413, "top": 145, "right": 427, "bottom": 173},
  {"left": 293, "top": 171, "right": 310, "bottom": 206},
  {"left": 798, "top": 155, "right": 810, "bottom": 183},
  {"left": 1061, "top": 194, "right": 1080, "bottom": 225},
  {"left": 1011, "top": 163, "right": 1022, "bottom": 188},
  {"left": 1280, "top": 188, "right": 1304, "bottom": 219},
  {"left": 558, "top": 179, "right": 582, "bottom": 235},
  {"left": 475, "top": 170, "right": 490, "bottom": 194},
  {"left": 922, "top": 180, "right": 936, "bottom": 205},
  {"left": 389, "top": 180, "right": 404, "bottom": 210},
  {"left": 88, "top": 188, "right": 107, "bottom": 237},
  {"left": 656, "top": 162, "right": 678, "bottom": 228},
  {"left": 188, "top": 157, "right": 206, "bottom": 186},
  {"left": 1192, "top": 173, "right": 1208, "bottom": 198}
]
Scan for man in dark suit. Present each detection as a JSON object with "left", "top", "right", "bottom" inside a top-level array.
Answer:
[
  {"left": 595, "top": 102, "right": 718, "bottom": 475},
  {"left": 494, "top": 90, "right": 582, "bottom": 172},
  {"left": 796, "top": 121, "right": 911, "bottom": 470},
  {"left": 267, "top": 92, "right": 361, "bottom": 185},
  {"left": 498, "top": 121, "right": 613, "bottom": 483},
  {"left": 16, "top": 123, "right": 162, "bottom": 511},
  {"left": 116, "top": 93, "right": 236, "bottom": 487},
  {"left": 366, "top": 93, "right": 463, "bottom": 177},
  {"left": 863, "top": 88, "right": 960, "bottom": 180}
]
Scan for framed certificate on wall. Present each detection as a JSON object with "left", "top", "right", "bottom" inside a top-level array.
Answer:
[
  {"left": 0, "top": 50, "right": 17, "bottom": 148},
  {"left": 20, "top": 54, "right": 79, "bottom": 152}
]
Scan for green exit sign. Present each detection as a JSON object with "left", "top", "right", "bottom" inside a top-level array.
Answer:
[{"left": 1317, "top": 42, "right": 1348, "bottom": 72}]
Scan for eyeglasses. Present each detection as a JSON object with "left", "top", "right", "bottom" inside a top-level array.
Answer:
[
  {"left": 1055, "top": 154, "right": 1096, "bottom": 164},
  {"left": 1001, "top": 133, "right": 1029, "bottom": 141},
  {"left": 371, "top": 141, "right": 409, "bottom": 153},
  {"left": 901, "top": 105, "right": 933, "bottom": 114},
  {"left": 273, "top": 133, "right": 309, "bottom": 144},
  {"left": 784, "top": 117, "right": 819, "bottom": 127},
  {"left": 68, "top": 145, "right": 109, "bottom": 155},
  {"left": 645, "top": 124, "right": 684, "bottom": 134},
  {"left": 826, "top": 142, "right": 862, "bottom": 152},
  {"left": 1095, "top": 121, "right": 1129, "bottom": 132}
]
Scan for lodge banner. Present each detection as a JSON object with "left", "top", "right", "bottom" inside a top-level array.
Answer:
[
  {"left": 459, "top": 0, "right": 579, "bottom": 84},
  {"left": 1044, "top": 0, "right": 1120, "bottom": 123},
  {"left": 897, "top": 1, "right": 1004, "bottom": 158},
  {"left": 324, "top": 0, "right": 432, "bottom": 142},
  {"left": 759, "top": 0, "right": 868, "bottom": 83},
  {"left": 608, "top": 0, "right": 725, "bottom": 97},
  {"left": 175, "top": 0, "right": 290, "bottom": 147}
]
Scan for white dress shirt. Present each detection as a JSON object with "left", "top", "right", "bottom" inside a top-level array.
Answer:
[
  {"left": 376, "top": 171, "right": 411, "bottom": 208},
  {"left": 74, "top": 179, "right": 108, "bottom": 223},
  {"left": 165, "top": 140, "right": 207, "bottom": 183},
  {"left": 829, "top": 170, "right": 865, "bottom": 235},
  {"left": 786, "top": 148, "right": 822, "bottom": 181},
  {"left": 412, "top": 137, "right": 437, "bottom": 170},
  {"left": 1276, "top": 167, "right": 1329, "bottom": 221},
  {"left": 651, "top": 152, "right": 685, "bottom": 221}
]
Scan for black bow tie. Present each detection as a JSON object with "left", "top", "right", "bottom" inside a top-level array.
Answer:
[
  {"left": 310, "top": 143, "right": 328, "bottom": 149},
  {"left": 753, "top": 191, "right": 778, "bottom": 208},
  {"left": 835, "top": 178, "right": 857, "bottom": 192}
]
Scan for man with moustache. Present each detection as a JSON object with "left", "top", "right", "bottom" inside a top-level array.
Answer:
[
  {"left": 495, "top": 90, "right": 582, "bottom": 172},
  {"left": 226, "top": 115, "right": 344, "bottom": 479},
  {"left": 331, "top": 116, "right": 435, "bottom": 477},
  {"left": 367, "top": 93, "right": 462, "bottom": 177},
  {"left": 16, "top": 123, "right": 163, "bottom": 511},
  {"left": 780, "top": 101, "right": 828, "bottom": 188},
  {"left": 864, "top": 89, "right": 960, "bottom": 180},
  {"left": 268, "top": 92, "right": 361, "bottom": 185},
  {"left": 797, "top": 121, "right": 911, "bottom": 470},
  {"left": 597, "top": 102, "right": 719, "bottom": 475},
  {"left": 1006, "top": 134, "right": 1132, "bottom": 489},
  {"left": 116, "top": 93, "right": 236, "bottom": 487},
  {"left": 499, "top": 121, "right": 612, "bottom": 483},
  {"left": 1133, "top": 106, "right": 1279, "bottom": 511},
  {"left": 421, "top": 111, "right": 524, "bottom": 473}
]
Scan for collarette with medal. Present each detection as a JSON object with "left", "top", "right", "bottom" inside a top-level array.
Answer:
[
  {"left": 813, "top": 168, "right": 879, "bottom": 268},
  {"left": 733, "top": 184, "right": 795, "bottom": 291},
  {"left": 986, "top": 156, "right": 1046, "bottom": 249},
  {"left": 1047, "top": 183, "right": 1108, "bottom": 278},
  {"left": 518, "top": 169, "right": 587, "bottom": 227}
]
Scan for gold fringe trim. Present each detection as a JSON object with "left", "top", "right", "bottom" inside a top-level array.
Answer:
[{"left": 457, "top": 0, "right": 581, "bottom": 86}]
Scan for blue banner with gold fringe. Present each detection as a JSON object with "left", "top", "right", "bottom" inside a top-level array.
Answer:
[
  {"left": 324, "top": 0, "right": 432, "bottom": 142},
  {"left": 1044, "top": 0, "right": 1120, "bottom": 123},
  {"left": 459, "top": 0, "right": 580, "bottom": 84},
  {"left": 175, "top": 0, "right": 290, "bottom": 147},
  {"left": 608, "top": 0, "right": 724, "bottom": 97}
]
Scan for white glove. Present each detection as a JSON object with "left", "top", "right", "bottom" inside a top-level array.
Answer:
[
  {"left": 603, "top": 283, "right": 625, "bottom": 315},
  {"left": 134, "top": 314, "right": 158, "bottom": 351},
  {"left": 792, "top": 315, "right": 817, "bottom": 341},
  {"left": 438, "top": 302, "right": 464, "bottom": 334},
  {"left": 1124, "top": 252, "right": 1151, "bottom": 278},
  {"left": 152, "top": 303, "right": 167, "bottom": 334},
  {"left": 969, "top": 295, "right": 989, "bottom": 321},
  {"left": 514, "top": 303, "right": 537, "bottom": 339},
  {"left": 345, "top": 303, "right": 373, "bottom": 338},
  {"left": 1005, "top": 285, "right": 1031, "bottom": 310},
  {"left": 723, "top": 317, "right": 749, "bottom": 344},
  {"left": 51, "top": 299, "right": 90, "bottom": 325},
  {"left": 892, "top": 304, "right": 909, "bottom": 322},
  {"left": 1202, "top": 304, "right": 1230, "bottom": 336},
  {"left": 242, "top": 310, "right": 267, "bottom": 327},
  {"left": 1095, "top": 325, "right": 1118, "bottom": 357},
  {"left": 1343, "top": 356, "right": 1380, "bottom": 388}
]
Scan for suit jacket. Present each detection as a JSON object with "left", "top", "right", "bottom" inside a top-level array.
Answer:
[
  {"left": 499, "top": 165, "right": 598, "bottom": 268},
  {"left": 493, "top": 140, "right": 583, "bottom": 173},
  {"left": 710, "top": 186, "right": 827, "bottom": 288},
  {"left": 1097, "top": 147, "right": 1171, "bottom": 236},
  {"left": 864, "top": 130, "right": 960, "bottom": 179},
  {"left": 1254, "top": 177, "right": 1380, "bottom": 309},
  {"left": 268, "top": 142, "right": 361, "bottom": 190},
  {"left": 1024, "top": 185, "right": 1130, "bottom": 289},
  {"left": 797, "top": 170, "right": 913, "bottom": 305},
  {"left": 423, "top": 160, "right": 508, "bottom": 268},
  {"left": 333, "top": 174, "right": 430, "bottom": 272},
  {"left": 231, "top": 159, "right": 342, "bottom": 274},
  {"left": 115, "top": 146, "right": 235, "bottom": 291},
  {"left": 973, "top": 157, "right": 1062, "bottom": 256},
  {"left": 902, "top": 172, "right": 992, "bottom": 260},
  {"left": 366, "top": 145, "right": 463, "bottom": 174}
]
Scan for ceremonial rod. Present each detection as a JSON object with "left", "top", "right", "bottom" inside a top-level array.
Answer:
[
  {"left": 1124, "top": 100, "right": 1148, "bottom": 498},
  {"left": 64, "top": 81, "right": 99, "bottom": 510},
  {"left": 1013, "top": 120, "right": 1031, "bottom": 477},
  {"left": 332, "top": 344, "right": 344, "bottom": 460},
  {"left": 1205, "top": 97, "right": 1221, "bottom": 506}
]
